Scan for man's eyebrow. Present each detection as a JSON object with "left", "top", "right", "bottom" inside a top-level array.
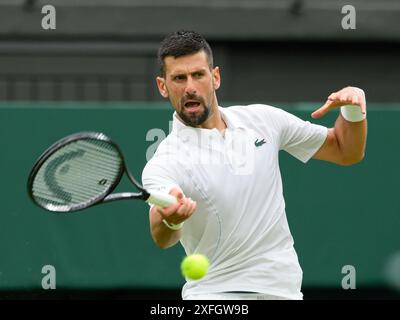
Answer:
[
  {"left": 170, "top": 71, "right": 186, "bottom": 77},
  {"left": 192, "top": 69, "right": 206, "bottom": 74},
  {"left": 170, "top": 67, "right": 208, "bottom": 77}
]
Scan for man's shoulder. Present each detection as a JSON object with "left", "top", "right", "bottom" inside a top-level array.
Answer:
[
  {"left": 142, "top": 135, "right": 178, "bottom": 177},
  {"left": 224, "top": 104, "right": 286, "bottom": 125},
  {"left": 149, "top": 132, "right": 179, "bottom": 158},
  {"left": 144, "top": 131, "right": 180, "bottom": 165},
  {"left": 224, "top": 104, "right": 283, "bottom": 115}
]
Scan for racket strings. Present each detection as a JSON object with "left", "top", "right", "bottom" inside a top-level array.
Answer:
[{"left": 32, "top": 138, "right": 122, "bottom": 211}]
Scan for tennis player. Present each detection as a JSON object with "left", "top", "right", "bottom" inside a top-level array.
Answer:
[{"left": 142, "top": 30, "right": 367, "bottom": 300}]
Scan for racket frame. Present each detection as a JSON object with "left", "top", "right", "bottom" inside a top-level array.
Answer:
[{"left": 27, "top": 131, "right": 150, "bottom": 213}]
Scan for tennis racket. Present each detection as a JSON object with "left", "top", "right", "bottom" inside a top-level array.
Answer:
[{"left": 27, "top": 131, "right": 177, "bottom": 213}]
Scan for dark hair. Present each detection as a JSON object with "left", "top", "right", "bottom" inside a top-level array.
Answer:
[{"left": 157, "top": 30, "right": 214, "bottom": 76}]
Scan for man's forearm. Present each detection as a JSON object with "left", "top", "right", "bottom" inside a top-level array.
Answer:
[
  {"left": 150, "top": 208, "right": 182, "bottom": 249},
  {"left": 334, "top": 114, "right": 367, "bottom": 165}
]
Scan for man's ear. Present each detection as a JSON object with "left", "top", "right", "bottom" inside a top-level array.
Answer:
[
  {"left": 156, "top": 77, "right": 169, "bottom": 98},
  {"left": 213, "top": 66, "right": 221, "bottom": 90}
]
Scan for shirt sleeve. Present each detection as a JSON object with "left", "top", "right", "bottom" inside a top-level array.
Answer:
[{"left": 275, "top": 108, "right": 328, "bottom": 163}]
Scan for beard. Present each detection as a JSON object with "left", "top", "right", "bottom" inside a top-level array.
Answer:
[{"left": 177, "top": 93, "right": 211, "bottom": 127}]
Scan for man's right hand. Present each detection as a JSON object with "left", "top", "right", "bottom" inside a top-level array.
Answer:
[
  {"left": 152, "top": 187, "right": 197, "bottom": 227},
  {"left": 149, "top": 187, "right": 197, "bottom": 248}
]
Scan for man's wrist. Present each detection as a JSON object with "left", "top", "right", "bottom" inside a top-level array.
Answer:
[
  {"left": 162, "top": 219, "right": 184, "bottom": 230},
  {"left": 340, "top": 105, "right": 366, "bottom": 122}
]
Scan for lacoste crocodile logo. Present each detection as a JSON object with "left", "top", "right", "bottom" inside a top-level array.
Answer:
[{"left": 254, "top": 138, "right": 266, "bottom": 147}]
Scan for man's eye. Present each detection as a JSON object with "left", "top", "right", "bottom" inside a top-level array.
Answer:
[
  {"left": 174, "top": 75, "right": 185, "bottom": 81},
  {"left": 193, "top": 73, "right": 203, "bottom": 78}
]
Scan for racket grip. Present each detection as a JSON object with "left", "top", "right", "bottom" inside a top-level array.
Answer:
[{"left": 146, "top": 192, "right": 177, "bottom": 208}]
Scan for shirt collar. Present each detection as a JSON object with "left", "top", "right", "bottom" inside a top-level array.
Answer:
[{"left": 171, "top": 106, "right": 244, "bottom": 134}]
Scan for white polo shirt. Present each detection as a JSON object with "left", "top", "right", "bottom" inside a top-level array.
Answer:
[{"left": 142, "top": 104, "right": 328, "bottom": 300}]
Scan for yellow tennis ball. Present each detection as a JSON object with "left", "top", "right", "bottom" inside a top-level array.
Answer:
[{"left": 181, "top": 254, "right": 209, "bottom": 280}]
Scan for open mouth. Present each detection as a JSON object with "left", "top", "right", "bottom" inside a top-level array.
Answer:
[{"left": 184, "top": 100, "right": 201, "bottom": 113}]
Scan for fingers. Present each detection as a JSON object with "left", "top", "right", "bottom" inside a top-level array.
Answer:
[
  {"left": 354, "top": 88, "right": 367, "bottom": 114},
  {"left": 339, "top": 87, "right": 366, "bottom": 114},
  {"left": 156, "top": 196, "right": 197, "bottom": 225},
  {"left": 169, "top": 187, "right": 184, "bottom": 202},
  {"left": 312, "top": 87, "right": 366, "bottom": 119},
  {"left": 311, "top": 99, "right": 334, "bottom": 119},
  {"left": 154, "top": 187, "right": 188, "bottom": 217},
  {"left": 328, "top": 92, "right": 340, "bottom": 101},
  {"left": 158, "top": 201, "right": 182, "bottom": 217},
  {"left": 176, "top": 197, "right": 196, "bottom": 217}
]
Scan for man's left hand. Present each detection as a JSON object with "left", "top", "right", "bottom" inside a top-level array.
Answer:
[{"left": 311, "top": 86, "right": 366, "bottom": 119}]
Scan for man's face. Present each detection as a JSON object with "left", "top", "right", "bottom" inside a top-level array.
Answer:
[{"left": 156, "top": 51, "right": 220, "bottom": 127}]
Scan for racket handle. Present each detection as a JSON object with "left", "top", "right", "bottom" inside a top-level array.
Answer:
[{"left": 146, "top": 192, "right": 177, "bottom": 208}]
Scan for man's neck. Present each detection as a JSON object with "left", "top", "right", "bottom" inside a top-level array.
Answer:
[{"left": 198, "top": 105, "right": 227, "bottom": 134}]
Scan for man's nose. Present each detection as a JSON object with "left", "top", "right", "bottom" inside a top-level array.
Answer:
[{"left": 184, "top": 77, "right": 197, "bottom": 95}]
